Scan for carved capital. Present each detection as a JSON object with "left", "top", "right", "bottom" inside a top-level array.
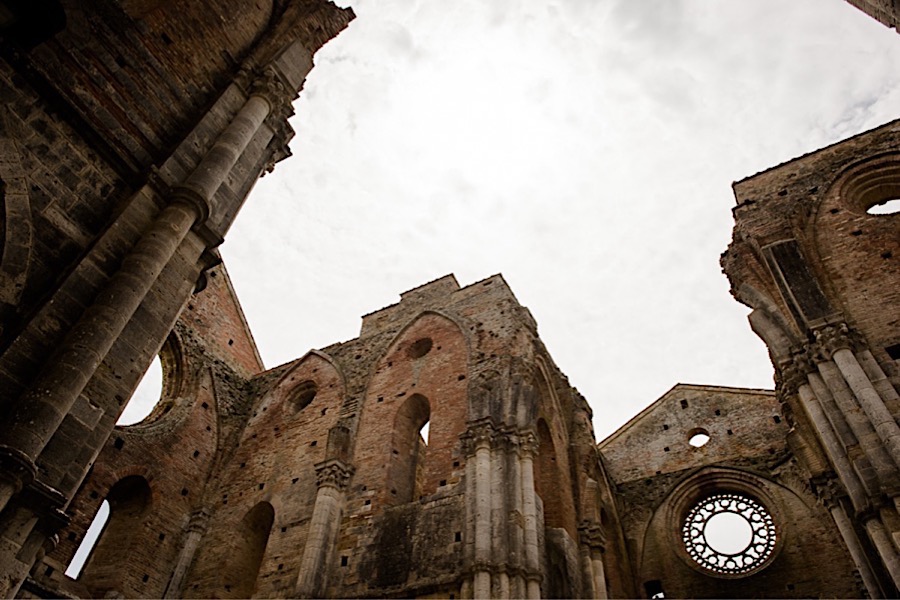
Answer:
[
  {"left": 461, "top": 419, "right": 496, "bottom": 456},
  {"left": 314, "top": 459, "right": 354, "bottom": 490},
  {"left": 518, "top": 430, "right": 539, "bottom": 458},
  {"left": 250, "top": 66, "right": 288, "bottom": 111},
  {"left": 187, "top": 508, "right": 210, "bottom": 533},
  {"left": 578, "top": 521, "right": 607, "bottom": 551},
  {"left": 776, "top": 349, "right": 814, "bottom": 398},
  {"left": 810, "top": 322, "right": 856, "bottom": 361}
]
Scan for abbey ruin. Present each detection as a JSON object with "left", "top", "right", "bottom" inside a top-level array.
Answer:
[{"left": 0, "top": 1, "right": 898, "bottom": 598}]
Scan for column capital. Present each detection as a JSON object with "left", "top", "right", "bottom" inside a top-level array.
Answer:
[
  {"left": 777, "top": 349, "right": 815, "bottom": 397},
  {"left": 810, "top": 322, "right": 859, "bottom": 360},
  {"left": 0, "top": 445, "right": 37, "bottom": 496},
  {"left": 186, "top": 508, "right": 211, "bottom": 533},
  {"left": 578, "top": 520, "right": 607, "bottom": 551},
  {"left": 518, "top": 429, "right": 539, "bottom": 458},
  {"left": 314, "top": 459, "right": 354, "bottom": 491},
  {"left": 461, "top": 419, "right": 496, "bottom": 456}
]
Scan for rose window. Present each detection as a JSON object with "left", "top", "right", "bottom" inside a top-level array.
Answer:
[{"left": 682, "top": 492, "right": 776, "bottom": 575}]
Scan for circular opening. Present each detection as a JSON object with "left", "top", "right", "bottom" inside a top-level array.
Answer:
[
  {"left": 291, "top": 381, "right": 317, "bottom": 411},
  {"left": 688, "top": 428, "right": 710, "bottom": 448},
  {"left": 118, "top": 355, "right": 163, "bottom": 425},
  {"left": 407, "top": 337, "right": 433, "bottom": 359},
  {"left": 682, "top": 492, "right": 776, "bottom": 576},
  {"left": 867, "top": 197, "right": 900, "bottom": 215},
  {"left": 704, "top": 512, "right": 753, "bottom": 555}
]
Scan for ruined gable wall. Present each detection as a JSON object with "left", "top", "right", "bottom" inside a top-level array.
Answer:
[{"left": 600, "top": 385, "right": 863, "bottom": 598}]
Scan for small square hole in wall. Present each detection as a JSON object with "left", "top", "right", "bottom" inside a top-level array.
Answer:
[
  {"left": 310, "top": 441, "right": 317, "bottom": 447},
  {"left": 773, "top": 415, "right": 782, "bottom": 424},
  {"left": 292, "top": 478, "right": 298, "bottom": 484},
  {"left": 281, "top": 527, "right": 287, "bottom": 533},
  {"left": 727, "top": 429, "right": 733, "bottom": 435},
  {"left": 680, "top": 399, "right": 689, "bottom": 409},
  {"left": 886, "top": 343, "right": 900, "bottom": 360},
  {"left": 341, "top": 556, "right": 348, "bottom": 567},
  {"left": 377, "top": 397, "right": 384, "bottom": 403},
  {"left": 364, "top": 499, "right": 371, "bottom": 506},
  {"left": 662, "top": 424, "right": 668, "bottom": 431},
  {"left": 440, "top": 479, "right": 447, "bottom": 486},
  {"left": 44, "top": 566, "right": 54, "bottom": 577},
  {"left": 259, "top": 483, "right": 265, "bottom": 490},
  {"left": 278, "top": 564, "right": 284, "bottom": 571},
  {"left": 715, "top": 409, "right": 721, "bottom": 416},
  {"left": 201, "top": 402, "right": 209, "bottom": 409},
  {"left": 90, "top": 490, "right": 99, "bottom": 499},
  {"left": 114, "top": 437, "right": 124, "bottom": 449},
  {"left": 663, "top": 447, "right": 670, "bottom": 452},
  {"left": 181, "top": 488, "right": 189, "bottom": 496},
  {"left": 453, "top": 461, "right": 460, "bottom": 468},
  {"left": 193, "top": 450, "right": 200, "bottom": 458},
  {"left": 454, "top": 531, "right": 461, "bottom": 542},
  {"left": 159, "top": 533, "right": 166, "bottom": 541},
  {"left": 142, "top": 574, "right": 149, "bottom": 583},
  {"left": 67, "top": 532, "right": 76, "bottom": 541}
]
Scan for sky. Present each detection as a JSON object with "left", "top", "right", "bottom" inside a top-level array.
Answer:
[{"left": 120, "top": 0, "right": 900, "bottom": 442}]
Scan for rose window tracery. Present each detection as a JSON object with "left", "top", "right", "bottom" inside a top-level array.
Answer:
[{"left": 682, "top": 492, "right": 776, "bottom": 575}]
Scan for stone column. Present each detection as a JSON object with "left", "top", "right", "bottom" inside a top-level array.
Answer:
[
  {"left": 815, "top": 324, "right": 900, "bottom": 472},
  {"left": 519, "top": 430, "right": 541, "bottom": 600},
  {"left": 471, "top": 421, "right": 493, "bottom": 599},
  {"left": 491, "top": 435, "right": 509, "bottom": 599},
  {"left": 795, "top": 380, "right": 868, "bottom": 511},
  {"left": 295, "top": 459, "right": 354, "bottom": 599},
  {"left": 827, "top": 501, "right": 883, "bottom": 599},
  {"left": 578, "top": 522, "right": 608, "bottom": 599},
  {"left": 506, "top": 432, "right": 526, "bottom": 599},
  {"left": 162, "top": 509, "right": 210, "bottom": 599},
  {"left": 865, "top": 516, "right": 900, "bottom": 589},
  {"left": 0, "top": 69, "right": 284, "bottom": 516}
]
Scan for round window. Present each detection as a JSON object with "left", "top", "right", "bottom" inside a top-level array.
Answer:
[{"left": 682, "top": 492, "right": 776, "bottom": 575}]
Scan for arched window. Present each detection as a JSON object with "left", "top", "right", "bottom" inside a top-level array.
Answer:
[
  {"left": 386, "top": 394, "right": 430, "bottom": 504},
  {"left": 73, "top": 476, "right": 151, "bottom": 594},
  {"left": 221, "top": 502, "right": 275, "bottom": 598},
  {"left": 65, "top": 500, "right": 110, "bottom": 579}
]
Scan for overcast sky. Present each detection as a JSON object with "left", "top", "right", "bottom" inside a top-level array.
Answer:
[{"left": 121, "top": 0, "right": 900, "bottom": 441}]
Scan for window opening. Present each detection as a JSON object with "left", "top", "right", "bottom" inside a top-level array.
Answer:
[
  {"left": 117, "top": 355, "right": 163, "bottom": 425},
  {"left": 682, "top": 492, "right": 776, "bottom": 575},
  {"left": 407, "top": 337, "right": 433, "bottom": 359},
  {"left": 290, "top": 380, "right": 317, "bottom": 411},
  {"left": 867, "top": 198, "right": 900, "bottom": 215},
  {"left": 420, "top": 420, "right": 430, "bottom": 445},
  {"left": 65, "top": 500, "right": 110, "bottom": 579},
  {"left": 688, "top": 429, "right": 710, "bottom": 448}
]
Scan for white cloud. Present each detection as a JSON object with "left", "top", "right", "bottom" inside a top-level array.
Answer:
[{"left": 217, "top": 0, "right": 900, "bottom": 439}]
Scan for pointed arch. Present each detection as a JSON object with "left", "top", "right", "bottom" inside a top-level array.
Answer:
[
  {"left": 386, "top": 393, "right": 431, "bottom": 505},
  {"left": 355, "top": 310, "right": 470, "bottom": 506},
  {"left": 220, "top": 501, "right": 275, "bottom": 598},
  {"left": 76, "top": 476, "right": 153, "bottom": 595},
  {"left": 258, "top": 349, "right": 345, "bottom": 418}
]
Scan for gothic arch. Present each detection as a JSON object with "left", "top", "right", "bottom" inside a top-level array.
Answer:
[
  {"left": 258, "top": 349, "right": 345, "bottom": 418},
  {"left": 220, "top": 501, "right": 275, "bottom": 598},
  {"left": 355, "top": 310, "right": 470, "bottom": 506},
  {"left": 77, "top": 475, "right": 153, "bottom": 596},
  {"left": 385, "top": 393, "right": 431, "bottom": 505}
]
